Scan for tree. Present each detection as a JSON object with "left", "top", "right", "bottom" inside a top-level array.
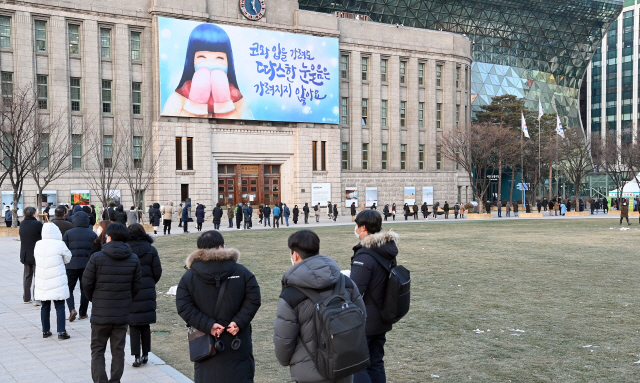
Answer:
[
  {"left": 620, "top": 123, "right": 640, "bottom": 199},
  {"left": 591, "top": 129, "right": 629, "bottom": 204},
  {"left": 441, "top": 122, "right": 515, "bottom": 213},
  {"left": 0, "top": 86, "right": 51, "bottom": 227},
  {"left": 556, "top": 127, "right": 593, "bottom": 205},
  {"left": 519, "top": 113, "right": 558, "bottom": 206}
]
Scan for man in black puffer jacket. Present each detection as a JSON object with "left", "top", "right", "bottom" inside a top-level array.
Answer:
[
  {"left": 351, "top": 210, "right": 399, "bottom": 383},
  {"left": 63, "top": 211, "right": 97, "bottom": 322},
  {"left": 83, "top": 223, "right": 142, "bottom": 383}
]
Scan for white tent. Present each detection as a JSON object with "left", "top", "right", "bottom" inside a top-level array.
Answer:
[{"left": 609, "top": 178, "right": 640, "bottom": 198}]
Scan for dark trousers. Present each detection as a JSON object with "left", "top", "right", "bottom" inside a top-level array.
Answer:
[
  {"left": 5, "top": 221, "right": 11, "bottom": 227},
  {"left": 236, "top": 217, "right": 242, "bottom": 229},
  {"left": 183, "top": 221, "right": 188, "bottom": 233},
  {"left": 244, "top": 216, "right": 251, "bottom": 229},
  {"left": 163, "top": 219, "right": 172, "bottom": 234},
  {"left": 23, "top": 263, "right": 35, "bottom": 302},
  {"left": 228, "top": 218, "right": 233, "bottom": 227},
  {"left": 620, "top": 217, "right": 630, "bottom": 224},
  {"left": 66, "top": 268, "right": 89, "bottom": 316},
  {"left": 353, "top": 333, "right": 386, "bottom": 383},
  {"left": 304, "top": 212, "right": 309, "bottom": 223},
  {"left": 197, "top": 222, "right": 203, "bottom": 231},
  {"left": 497, "top": 208, "right": 502, "bottom": 217},
  {"left": 41, "top": 300, "right": 65, "bottom": 333},
  {"left": 273, "top": 217, "right": 280, "bottom": 228},
  {"left": 91, "top": 323, "right": 127, "bottom": 383},
  {"left": 214, "top": 223, "right": 220, "bottom": 230},
  {"left": 264, "top": 217, "right": 271, "bottom": 226},
  {"left": 129, "top": 324, "right": 151, "bottom": 357}
]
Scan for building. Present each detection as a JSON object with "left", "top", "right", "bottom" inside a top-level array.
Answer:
[
  {"left": 0, "top": 0, "right": 472, "bottom": 214},
  {"left": 299, "top": 0, "right": 623, "bottom": 130}
]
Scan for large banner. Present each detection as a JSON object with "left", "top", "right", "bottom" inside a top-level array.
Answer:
[
  {"left": 422, "top": 186, "right": 433, "bottom": 205},
  {"left": 158, "top": 17, "right": 339, "bottom": 124},
  {"left": 312, "top": 183, "right": 332, "bottom": 207},
  {"left": 345, "top": 187, "right": 358, "bottom": 208}
]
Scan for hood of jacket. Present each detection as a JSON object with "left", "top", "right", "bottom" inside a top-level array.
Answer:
[
  {"left": 168, "top": 201, "right": 174, "bottom": 206},
  {"left": 282, "top": 254, "right": 341, "bottom": 290},
  {"left": 185, "top": 247, "right": 240, "bottom": 283},
  {"left": 71, "top": 205, "right": 83, "bottom": 215},
  {"left": 100, "top": 240, "right": 134, "bottom": 260},
  {"left": 72, "top": 211, "right": 90, "bottom": 228},
  {"left": 128, "top": 237, "right": 152, "bottom": 259},
  {"left": 196, "top": 205, "right": 204, "bottom": 211},
  {"left": 116, "top": 204, "right": 124, "bottom": 212},
  {"left": 41, "top": 222, "right": 62, "bottom": 240},
  {"left": 358, "top": 230, "right": 399, "bottom": 260},
  {"left": 153, "top": 202, "right": 160, "bottom": 209}
]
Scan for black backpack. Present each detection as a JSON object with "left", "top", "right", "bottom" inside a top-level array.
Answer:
[
  {"left": 358, "top": 249, "right": 411, "bottom": 324},
  {"left": 294, "top": 274, "right": 370, "bottom": 380}
]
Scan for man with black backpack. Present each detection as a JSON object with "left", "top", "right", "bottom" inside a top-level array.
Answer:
[
  {"left": 351, "top": 210, "right": 410, "bottom": 383},
  {"left": 274, "top": 230, "right": 369, "bottom": 383}
]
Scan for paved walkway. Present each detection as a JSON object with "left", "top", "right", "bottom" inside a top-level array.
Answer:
[{"left": 0, "top": 237, "right": 192, "bottom": 383}]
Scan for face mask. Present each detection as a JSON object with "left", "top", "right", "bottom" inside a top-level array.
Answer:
[
  {"left": 354, "top": 225, "right": 360, "bottom": 239},
  {"left": 194, "top": 61, "right": 228, "bottom": 73},
  {"left": 290, "top": 256, "right": 295, "bottom": 266}
]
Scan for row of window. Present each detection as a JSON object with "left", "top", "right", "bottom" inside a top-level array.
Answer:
[
  {"left": 341, "top": 143, "right": 448, "bottom": 171},
  {"left": 0, "top": 72, "right": 142, "bottom": 115},
  {"left": 341, "top": 97, "right": 461, "bottom": 129},
  {"left": 340, "top": 55, "right": 462, "bottom": 88},
  {"left": 0, "top": 16, "right": 142, "bottom": 61},
  {"left": 175, "top": 137, "right": 194, "bottom": 171},
  {"left": 311, "top": 141, "right": 327, "bottom": 171}
]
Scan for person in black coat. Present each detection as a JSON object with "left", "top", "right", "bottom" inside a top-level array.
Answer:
[
  {"left": 19, "top": 207, "right": 43, "bottom": 303},
  {"left": 350, "top": 202, "right": 357, "bottom": 222},
  {"left": 292, "top": 205, "right": 299, "bottom": 224},
  {"left": 212, "top": 203, "right": 223, "bottom": 230},
  {"left": 82, "top": 205, "right": 96, "bottom": 226},
  {"left": 176, "top": 231, "right": 261, "bottom": 383},
  {"left": 235, "top": 203, "right": 243, "bottom": 229},
  {"left": 114, "top": 205, "right": 128, "bottom": 225},
  {"left": 82, "top": 223, "right": 142, "bottom": 383},
  {"left": 303, "top": 203, "right": 310, "bottom": 224},
  {"left": 126, "top": 224, "right": 162, "bottom": 367},
  {"left": 332, "top": 203, "right": 338, "bottom": 221},
  {"left": 195, "top": 204, "right": 205, "bottom": 232},
  {"left": 149, "top": 203, "right": 162, "bottom": 235},
  {"left": 63, "top": 211, "right": 98, "bottom": 321},
  {"left": 102, "top": 202, "right": 116, "bottom": 222}
]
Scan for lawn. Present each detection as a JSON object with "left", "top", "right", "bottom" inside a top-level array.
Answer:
[{"left": 150, "top": 218, "right": 640, "bottom": 382}]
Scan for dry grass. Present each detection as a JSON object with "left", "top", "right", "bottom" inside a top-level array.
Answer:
[{"left": 150, "top": 218, "right": 640, "bottom": 382}]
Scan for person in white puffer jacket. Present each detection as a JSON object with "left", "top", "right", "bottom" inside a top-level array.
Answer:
[{"left": 34, "top": 223, "right": 73, "bottom": 339}]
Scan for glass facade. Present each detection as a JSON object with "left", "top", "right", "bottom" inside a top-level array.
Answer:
[{"left": 298, "top": 0, "right": 623, "bottom": 129}]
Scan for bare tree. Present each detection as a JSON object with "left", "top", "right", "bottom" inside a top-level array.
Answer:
[
  {"left": 0, "top": 86, "right": 49, "bottom": 227},
  {"left": 621, "top": 123, "right": 640, "bottom": 198},
  {"left": 591, "top": 129, "right": 629, "bottom": 204},
  {"left": 117, "top": 119, "right": 164, "bottom": 223},
  {"left": 556, "top": 127, "right": 593, "bottom": 205},
  {"left": 441, "top": 122, "right": 515, "bottom": 213}
]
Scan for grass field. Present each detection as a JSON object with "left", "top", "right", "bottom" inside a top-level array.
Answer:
[{"left": 150, "top": 218, "right": 640, "bottom": 382}]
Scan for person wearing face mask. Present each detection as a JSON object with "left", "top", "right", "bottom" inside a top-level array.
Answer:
[
  {"left": 351, "top": 210, "right": 400, "bottom": 383},
  {"left": 162, "top": 24, "right": 254, "bottom": 119},
  {"left": 273, "top": 230, "right": 365, "bottom": 383}
]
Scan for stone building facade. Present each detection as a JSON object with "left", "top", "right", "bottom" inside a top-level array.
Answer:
[{"left": 0, "top": 0, "right": 472, "bottom": 215}]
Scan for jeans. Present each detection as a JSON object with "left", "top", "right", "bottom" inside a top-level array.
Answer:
[
  {"left": 228, "top": 218, "right": 233, "bottom": 227},
  {"left": 285, "top": 217, "right": 289, "bottom": 226},
  {"left": 41, "top": 300, "right": 65, "bottom": 333},
  {"left": 264, "top": 217, "right": 271, "bottom": 227},
  {"left": 23, "top": 263, "right": 35, "bottom": 302},
  {"left": 91, "top": 323, "right": 127, "bottom": 383},
  {"left": 353, "top": 334, "right": 386, "bottom": 383},
  {"left": 129, "top": 324, "right": 151, "bottom": 357},
  {"left": 163, "top": 219, "right": 172, "bottom": 234},
  {"left": 214, "top": 223, "right": 220, "bottom": 230},
  {"left": 66, "top": 268, "right": 89, "bottom": 316},
  {"left": 244, "top": 217, "right": 251, "bottom": 229},
  {"left": 497, "top": 208, "right": 502, "bottom": 217},
  {"left": 273, "top": 217, "right": 280, "bottom": 228}
]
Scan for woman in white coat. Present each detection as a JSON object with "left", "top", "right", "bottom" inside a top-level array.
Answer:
[{"left": 34, "top": 223, "right": 72, "bottom": 339}]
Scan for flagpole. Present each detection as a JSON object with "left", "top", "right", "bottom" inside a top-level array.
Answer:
[
  {"left": 521, "top": 121, "right": 525, "bottom": 208},
  {"left": 538, "top": 116, "right": 541, "bottom": 202}
]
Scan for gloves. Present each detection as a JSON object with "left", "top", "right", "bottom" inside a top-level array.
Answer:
[
  {"left": 183, "top": 67, "right": 211, "bottom": 115},
  {"left": 210, "top": 69, "right": 235, "bottom": 114}
]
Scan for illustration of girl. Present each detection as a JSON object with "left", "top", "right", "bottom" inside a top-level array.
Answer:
[{"left": 163, "top": 24, "right": 254, "bottom": 119}]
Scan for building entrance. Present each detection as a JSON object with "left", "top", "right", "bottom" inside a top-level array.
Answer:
[{"left": 217, "top": 164, "right": 281, "bottom": 207}]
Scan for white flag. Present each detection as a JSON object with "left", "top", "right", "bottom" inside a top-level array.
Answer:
[
  {"left": 521, "top": 112, "right": 530, "bottom": 138},
  {"left": 556, "top": 115, "right": 565, "bottom": 138},
  {"left": 538, "top": 99, "right": 544, "bottom": 119}
]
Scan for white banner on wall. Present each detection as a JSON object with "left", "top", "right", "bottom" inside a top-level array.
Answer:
[
  {"left": 345, "top": 187, "right": 358, "bottom": 207},
  {"left": 2, "top": 191, "right": 23, "bottom": 216},
  {"left": 312, "top": 183, "right": 332, "bottom": 207},
  {"left": 422, "top": 187, "right": 434, "bottom": 205},
  {"left": 366, "top": 187, "right": 378, "bottom": 207}
]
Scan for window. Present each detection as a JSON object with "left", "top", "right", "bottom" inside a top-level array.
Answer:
[
  {"left": 419, "top": 145, "right": 424, "bottom": 170},
  {"left": 103, "top": 135, "right": 113, "bottom": 168},
  {"left": 133, "top": 136, "right": 142, "bottom": 169},
  {"left": 175, "top": 137, "right": 182, "bottom": 170},
  {"left": 72, "top": 134, "right": 82, "bottom": 169},
  {"left": 70, "top": 77, "right": 81, "bottom": 112},
  {"left": 458, "top": 186, "right": 462, "bottom": 203},
  {"left": 68, "top": 24, "right": 80, "bottom": 55},
  {"left": 419, "top": 102, "right": 424, "bottom": 128},
  {"left": 455, "top": 149, "right": 460, "bottom": 170},
  {"left": 186, "top": 137, "right": 193, "bottom": 170},
  {"left": 381, "top": 59, "right": 388, "bottom": 82},
  {"left": 2, "top": 134, "right": 12, "bottom": 168},
  {"left": 39, "top": 133, "right": 49, "bottom": 169},
  {"left": 418, "top": 63, "right": 425, "bottom": 85},
  {"left": 381, "top": 144, "right": 387, "bottom": 170},
  {"left": 399, "top": 61, "right": 406, "bottom": 84},
  {"left": 35, "top": 21, "right": 47, "bottom": 52},
  {"left": 312, "top": 141, "right": 317, "bottom": 171},
  {"left": 321, "top": 141, "right": 326, "bottom": 171},
  {"left": 456, "top": 67, "right": 461, "bottom": 88},
  {"left": 100, "top": 28, "right": 111, "bottom": 58},
  {"left": 0, "top": 16, "right": 10, "bottom": 48},
  {"left": 101, "top": 80, "right": 111, "bottom": 113},
  {"left": 1, "top": 72, "right": 12, "bottom": 106},
  {"left": 341, "top": 142, "right": 349, "bottom": 170},
  {"left": 362, "top": 99, "right": 368, "bottom": 125},
  {"left": 131, "top": 31, "right": 141, "bottom": 61},
  {"left": 340, "top": 55, "right": 349, "bottom": 79},
  {"left": 361, "top": 56, "right": 368, "bottom": 81},
  {"left": 341, "top": 97, "right": 348, "bottom": 124},
  {"left": 436, "top": 103, "right": 442, "bottom": 130},
  {"left": 436, "top": 64, "right": 443, "bottom": 87},
  {"left": 400, "top": 101, "right": 406, "bottom": 127},
  {"left": 436, "top": 146, "right": 442, "bottom": 170},
  {"left": 132, "top": 82, "right": 141, "bottom": 115},
  {"left": 400, "top": 144, "right": 406, "bottom": 170},
  {"left": 37, "top": 75, "right": 48, "bottom": 110},
  {"left": 362, "top": 143, "right": 368, "bottom": 170},
  {"left": 456, "top": 105, "right": 460, "bottom": 126},
  {"left": 381, "top": 100, "right": 387, "bottom": 127}
]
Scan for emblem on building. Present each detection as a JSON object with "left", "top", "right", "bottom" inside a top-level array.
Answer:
[{"left": 239, "top": 0, "right": 266, "bottom": 20}]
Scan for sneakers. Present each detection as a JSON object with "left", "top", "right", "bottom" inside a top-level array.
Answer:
[
  {"left": 23, "top": 300, "right": 33, "bottom": 304},
  {"left": 33, "top": 301, "right": 41, "bottom": 306},
  {"left": 69, "top": 309, "right": 77, "bottom": 322},
  {"left": 58, "top": 332, "right": 71, "bottom": 340}
]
